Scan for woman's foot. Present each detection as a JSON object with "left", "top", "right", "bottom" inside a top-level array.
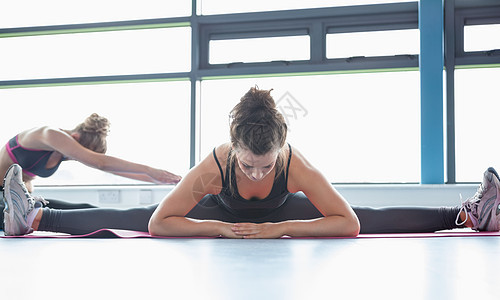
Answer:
[
  {"left": 456, "top": 167, "right": 500, "bottom": 231},
  {"left": 2, "top": 164, "right": 46, "bottom": 236}
]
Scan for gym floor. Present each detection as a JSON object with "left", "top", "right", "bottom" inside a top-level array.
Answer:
[{"left": 1, "top": 233, "right": 499, "bottom": 300}]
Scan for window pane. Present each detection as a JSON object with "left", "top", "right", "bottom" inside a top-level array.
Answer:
[
  {"left": 0, "top": 27, "right": 191, "bottom": 81},
  {"left": 0, "top": 81, "right": 191, "bottom": 185},
  {"left": 0, "top": 0, "right": 190, "bottom": 28},
  {"left": 200, "top": 0, "right": 415, "bottom": 15},
  {"left": 327, "top": 29, "right": 419, "bottom": 58},
  {"left": 464, "top": 24, "right": 500, "bottom": 52},
  {"left": 455, "top": 68, "right": 500, "bottom": 182},
  {"left": 209, "top": 36, "right": 310, "bottom": 64},
  {"left": 199, "top": 72, "right": 420, "bottom": 183}
]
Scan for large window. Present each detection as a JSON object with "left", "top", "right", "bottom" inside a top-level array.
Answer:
[
  {"left": 209, "top": 36, "right": 310, "bottom": 64},
  {"left": 454, "top": 67, "right": 500, "bottom": 182},
  {"left": 0, "top": 1, "right": 190, "bottom": 28},
  {"left": 326, "top": 29, "right": 419, "bottom": 58},
  {"left": 200, "top": 71, "right": 420, "bottom": 183},
  {"left": 452, "top": 2, "right": 500, "bottom": 183},
  {"left": 0, "top": 81, "right": 191, "bottom": 185},
  {"left": 464, "top": 24, "right": 500, "bottom": 52},
  {"left": 0, "top": 27, "right": 191, "bottom": 81}
]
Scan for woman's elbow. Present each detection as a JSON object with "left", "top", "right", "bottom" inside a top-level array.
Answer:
[
  {"left": 333, "top": 215, "right": 360, "bottom": 237},
  {"left": 345, "top": 216, "right": 360, "bottom": 237},
  {"left": 148, "top": 215, "right": 162, "bottom": 236}
]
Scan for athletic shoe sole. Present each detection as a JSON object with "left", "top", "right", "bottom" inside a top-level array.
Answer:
[{"left": 2, "top": 164, "right": 31, "bottom": 235}]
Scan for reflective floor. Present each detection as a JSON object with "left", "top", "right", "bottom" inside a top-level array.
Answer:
[{"left": 1, "top": 236, "right": 499, "bottom": 300}]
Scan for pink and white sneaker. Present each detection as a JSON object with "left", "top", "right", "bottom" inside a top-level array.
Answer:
[
  {"left": 2, "top": 164, "right": 46, "bottom": 236},
  {"left": 456, "top": 167, "right": 500, "bottom": 231}
]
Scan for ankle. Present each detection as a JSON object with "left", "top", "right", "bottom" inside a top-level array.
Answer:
[
  {"left": 31, "top": 209, "right": 43, "bottom": 231},
  {"left": 460, "top": 211, "right": 473, "bottom": 228}
]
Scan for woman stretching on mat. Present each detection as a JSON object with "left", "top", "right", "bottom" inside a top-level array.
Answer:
[
  {"left": 0, "top": 113, "right": 181, "bottom": 233},
  {"left": 3, "top": 88, "right": 500, "bottom": 237}
]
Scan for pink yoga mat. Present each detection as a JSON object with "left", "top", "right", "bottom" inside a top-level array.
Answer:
[{"left": 2, "top": 228, "right": 500, "bottom": 239}]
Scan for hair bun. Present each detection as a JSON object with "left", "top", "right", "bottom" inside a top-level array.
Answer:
[
  {"left": 246, "top": 87, "right": 276, "bottom": 111},
  {"left": 82, "top": 113, "right": 110, "bottom": 136}
]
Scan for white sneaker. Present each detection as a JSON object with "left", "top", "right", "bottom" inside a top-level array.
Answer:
[
  {"left": 456, "top": 167, "right": 500, "bottom": 231},
  {"left": 2, "top": 164, "right": 46, "bottom": 236}
]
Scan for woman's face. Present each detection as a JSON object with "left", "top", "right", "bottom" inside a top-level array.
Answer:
[{"left": 235, "top": 148, "right": 278, "bottom": 182}]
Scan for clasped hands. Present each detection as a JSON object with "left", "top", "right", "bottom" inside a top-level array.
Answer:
[{"left": 225, "top": 222, "right": 285, "bottom": 239}]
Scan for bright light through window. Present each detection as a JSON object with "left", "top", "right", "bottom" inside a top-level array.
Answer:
[
  {"left": 200, "top": 72, "right": 420, "bottom": 183},
  {"left": 0, "top": 27, "right": 191, "bottom": 81},
  {"left": 209, "top": 36, "right": 310, "bottom": 64},
  {"left": 327, "top": 29, "right": 419, "bottom": 58},
  {"left": 455, "top": 68, "right": 500, "bottom": 182},
  {"left": 0, "top": 81, "right": 191, "bottom": 186},
  {"left": 464, "top": 24, "right": 500, "bottom": 52},
  {"left": 0, "top": 0, "right": 191, "bottom": 28}
]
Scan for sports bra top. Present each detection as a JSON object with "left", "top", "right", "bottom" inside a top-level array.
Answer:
[
  {"left": 212, "top": 144, "right": 292, "bottom": 218},
  {"left": 5, "top": 135, "right": 63, "bottom": 177}
]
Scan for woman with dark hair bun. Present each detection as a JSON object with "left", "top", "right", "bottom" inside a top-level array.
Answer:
[{"left": 149, "top": 87, "right": 500, "bottom": 238}]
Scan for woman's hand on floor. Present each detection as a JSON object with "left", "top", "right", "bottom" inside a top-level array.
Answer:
[{"left": 231, "top": 222, "right": 285, "bottom": 239}]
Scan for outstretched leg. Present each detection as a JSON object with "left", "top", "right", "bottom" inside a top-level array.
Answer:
[
  {"left": 37, "top": 205, "right": 157, "bottom": 235},
  {"left": 353, "top": 206, "right": 462, "bottom": 234},
  {"left": 42, "top": 199, "right": 98, "bottom": 210},
  {"left": 2, "top": 164, "right": 157, "bottom": 235},
  {"left": 265, "top": 192, "right": 464, "bottom": 233}
]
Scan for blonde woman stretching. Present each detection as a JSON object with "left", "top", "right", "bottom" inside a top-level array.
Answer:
[{"left": 1, "top": 113, "right": 181, "bottom": 233}]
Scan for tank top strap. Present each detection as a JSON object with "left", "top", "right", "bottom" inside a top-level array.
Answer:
[
  {"left": 212, "top": 148, "right": 225, "bottom": 187},
  {"left": 226, "top": 148, "right": 234, "bottom": 186},
  {"left": 284, "top": 143, "right": 292, "bottom": 187}
]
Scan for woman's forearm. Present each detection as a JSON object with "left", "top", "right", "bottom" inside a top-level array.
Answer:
[
  {"left": 280, "top": 215, "right": 360, "bottom": 237},
  {"left": 99, "top": 155, "right": 151, "bottom": 175},
  {"left": 110, "top": 171, "right": 155, "bottom": 183},
  {"left": 96, "top": 156, "right": 180, "bottom": 184},
  {"left": 148, "top": 216, "right": 228, "bottom": 237}
]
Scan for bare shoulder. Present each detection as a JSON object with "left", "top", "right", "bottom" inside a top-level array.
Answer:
[
  {"left": 213, "top": 143, "right": 231, "bottom": 162},
  {"left": 287, "top": 145, "right": 322, "bottom": 193},
  {"left": 200, "top": 143, "right": 229, "bottom": 168},
  {"left": 289, "top": 145, "right": 315, "bottom": 172},
  {"left": 191, "top": 143, "right": 231, "bottom": 195},
  {"left": 16, "top": 126, "right": 60, "bottom": 149}
]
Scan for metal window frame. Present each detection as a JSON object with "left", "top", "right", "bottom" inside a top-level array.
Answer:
[
  {"left": 454, "top": 2, "right": 500, "bottom": 66},
  {"left": 0, "top": 18, "right": 192, "bottom": 88},
  {"left": 196, "top": 2, "right": 419, "bottom": 78},
  {"left": 444, "top": 0, "right": 500, "bottom": 183}
]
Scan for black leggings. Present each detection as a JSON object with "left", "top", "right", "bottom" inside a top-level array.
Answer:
[
  {"left": 0, "top": 198, "right": 97, "bottom": 229},
  {"left": 37, "top": 192, "right": 463, "bottom": 235}
]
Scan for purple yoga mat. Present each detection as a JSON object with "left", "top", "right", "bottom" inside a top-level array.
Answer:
[{"left": 2, "top": 228, "right": 500, "bottom": 239}]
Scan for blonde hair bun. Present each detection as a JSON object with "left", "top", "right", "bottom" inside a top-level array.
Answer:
[
  {"left": 73, "top": 113, "right": 110, "bottom": 153},
  {"left": 81, "top": 113, "right": 110, "bottom": 136}
]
